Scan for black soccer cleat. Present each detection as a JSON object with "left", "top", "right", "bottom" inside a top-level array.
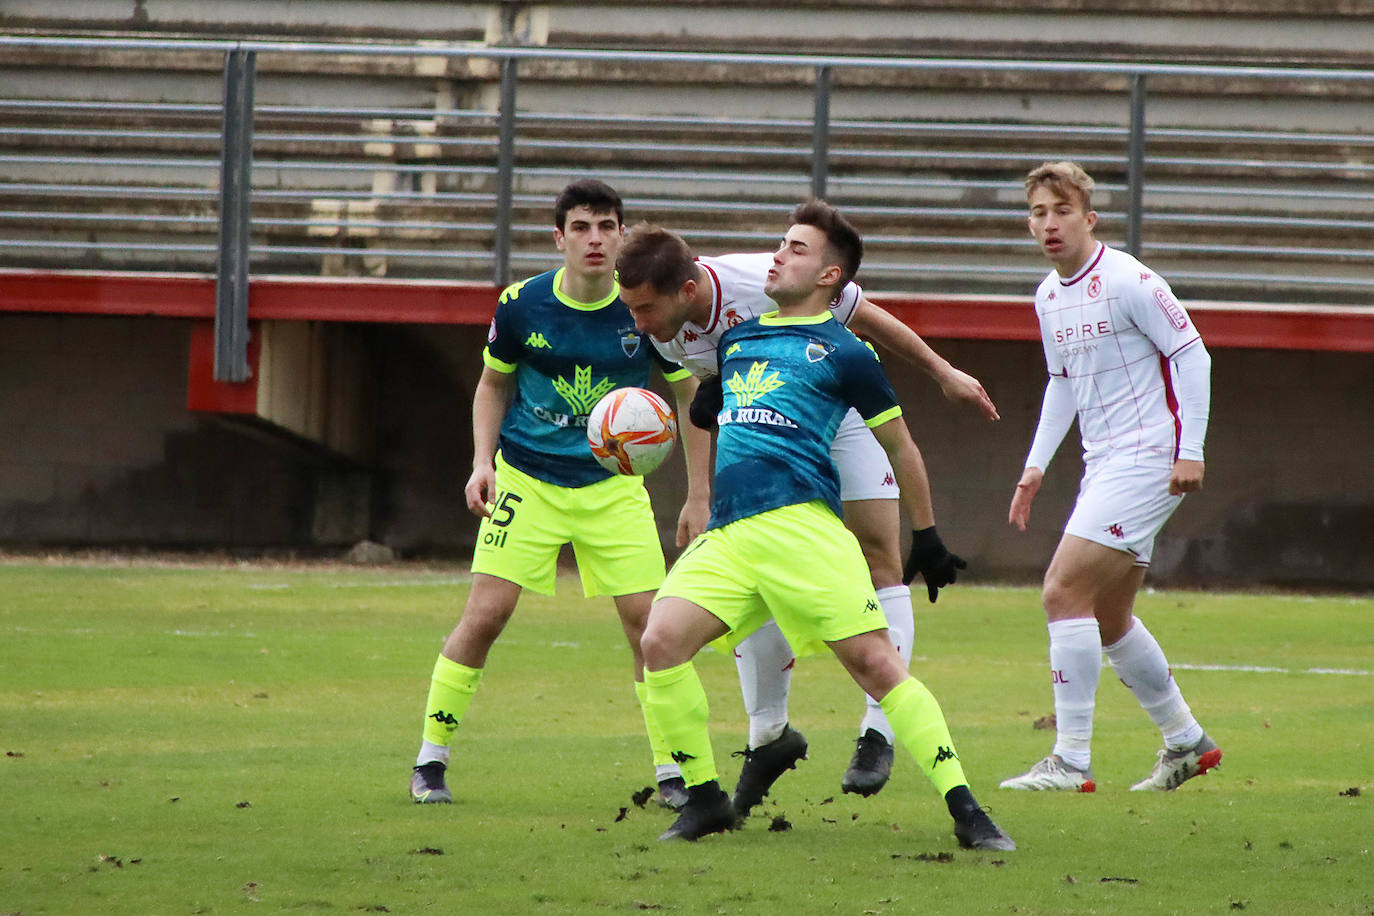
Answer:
[
  {"left": 410, "top": 761, "right": 452, "bottom": 804},
  {"left": 730, "top": 724, "right": 808, "bottom": 817},
  {"left": 953, "top": 806, "right": 1016, "bottom": 851},
  {"left": 659, "top": 780, "right": 739, "bottom": 841},
  {"left": 841, "top": 728, "right": 895, "bottom": 797},
  {"left": 656, "top": 775, "right": 690, "bottom": 811}
]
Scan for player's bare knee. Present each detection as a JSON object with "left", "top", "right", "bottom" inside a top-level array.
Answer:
[{"left": 639, "top": 625, "right": 682, "bottom": 671}]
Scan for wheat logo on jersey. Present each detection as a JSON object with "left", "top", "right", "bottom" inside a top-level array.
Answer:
[
  {"left": 1087, "top": 274, "right": 1102, "bottom": 298},
  {"left": 620, "top": 328, "right": 642, "bottom": 358},
  {"left": 726, "top": 361, "right": 784, "bottom": 407},
  {"left": 718, "top": 361, "right": 796, "bottom": 429},
  {"left": 805, "top": 340, "right": 834, "bottom": 363},
  {"left": 550, "top": 365, "right": 616, "bottom": 418},
  {"left": 1152, "top": 287, "right": 1189, "bottom": 330}
]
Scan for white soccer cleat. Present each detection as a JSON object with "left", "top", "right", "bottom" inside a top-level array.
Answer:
[
  {"left": 999, "top": 754, "right": 1096, "bottom": 792},
  {"left": 1130, "top": 733, "right": 1222, "bottom": 791}
]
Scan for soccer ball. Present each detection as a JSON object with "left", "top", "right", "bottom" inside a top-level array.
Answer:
[{"left": 586, "top": 387, "right": 678, "bottom": 476}]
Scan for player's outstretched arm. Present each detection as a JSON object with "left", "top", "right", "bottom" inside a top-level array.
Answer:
[
  {"left": 465, "top": 366, "right": 514, "bottom": 518},
  {"left": 847, "top": 296, "right": 1000, "bottom": 421},
  {"left": 668, "top": 373, "right": 713, "bottom": 545}
]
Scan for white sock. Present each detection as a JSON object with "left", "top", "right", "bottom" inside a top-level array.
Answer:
[
  {"left": 1048, "top": 617, "right": 1102, "bottom": 771},
  {"left": 857, "top": 585, "right": 915, "bottom": 743},
  {"left": 734, "top": 619, "right": 795, "bottom": 748},
  {"left": 1104, "top": 617, "right": 1203, "bottom": 750},
  {"left": 417, "top": 740, "right": 450, "bottom": 767}
]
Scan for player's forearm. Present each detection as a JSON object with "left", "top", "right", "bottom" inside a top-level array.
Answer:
[
  {"left": 1024, "top": 374, "right": 1076, "bottom": 472},
  {"left": 470, "top": 373, "right": 511, "bottom": 467},
  {"left": 872, "top": 418, "right": 937, "bottom": 529},
  {"left": 1172, "top": 340, "right": 1212, "bottom": 461},
  {"left": 670, "top": 376, "right": 714, "bottom": 501}
]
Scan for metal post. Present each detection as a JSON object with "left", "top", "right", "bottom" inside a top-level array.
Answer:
[
  {"left": 493, "top": 56, "right": 518, "bottom": 288},
  {"left": 1125, "top": 73, "right": 1147, "bottom": 257},
  {"left": 811, "top": 65, "right": 831, "bottom": 200},
  {"left": 214, "top": 48, "right": 255, "bottom": 382}
]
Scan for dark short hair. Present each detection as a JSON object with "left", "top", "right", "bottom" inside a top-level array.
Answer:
[
  {"left": 616, "top": 222, "right": 698, "bottom": 293},
  {"left": 554, "top": 178, "right": 624, "bottom": 229},
  {"left": 791, "top": 199, "right": 863, "bottom": 291}
]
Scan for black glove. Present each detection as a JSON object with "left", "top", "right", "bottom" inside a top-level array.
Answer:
[
  {"left": 689, "top": 374, "right": 723, "bottom": 430},
  {"left": 903, "top": 525, "right": 967, "bottom": 603}
]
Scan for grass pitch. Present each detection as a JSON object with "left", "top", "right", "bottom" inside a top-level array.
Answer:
[{"left": 0, "top": 557, "right": 1369, "bottom": 915}]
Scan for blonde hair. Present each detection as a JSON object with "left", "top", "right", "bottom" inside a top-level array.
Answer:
[{"left": 1025, "top": 161, "right": 1095, "bottom": 211}]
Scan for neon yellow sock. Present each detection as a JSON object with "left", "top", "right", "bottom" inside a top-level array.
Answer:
[
  {"left": 879, "top": 676, "right": 969, "bottom": 797},
  {"left": 644, "top": 662, "right": 717, "bottom": 787},
  {"left": 634, "top": 679, "right": 676, "bottom": 769},
  {"left": 421, "top": 655, "right": 482, "bottom": 747}
]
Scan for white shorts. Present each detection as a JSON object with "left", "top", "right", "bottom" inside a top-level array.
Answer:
[
  {"left": 831, "top": 408, "right": 898, "bottom": 502},
  {"left": 1064, "top": 460, "right": 1183, "bottom": 566}
]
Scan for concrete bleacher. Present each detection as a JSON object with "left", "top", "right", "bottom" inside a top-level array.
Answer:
[{"left": 5, "top": 2, "right": 1374, "bottom": 302}]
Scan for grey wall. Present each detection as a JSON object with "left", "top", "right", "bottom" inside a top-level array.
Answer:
[{"left": 3, "top": 311, "right": 1368, "bottom": 588}]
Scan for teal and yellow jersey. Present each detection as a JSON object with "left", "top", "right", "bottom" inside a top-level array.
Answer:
[
  {"left": 484, "top": 267, "right": 676, "bottom": 487},
  {"left": 709, "top": 311, "right": 901, "bottom": 528}
]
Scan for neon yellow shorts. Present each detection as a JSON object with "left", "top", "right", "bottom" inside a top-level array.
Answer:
[
  {"left": 471, "top": 453, "right": 666, "bottom": 597},
  {"left": 656, "top": 500, "right": 886, "bottom": 657}
]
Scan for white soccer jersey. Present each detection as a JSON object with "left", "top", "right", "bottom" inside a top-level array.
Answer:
[
  {"left": 650, "top": 252, "right": 863, "bottom": 378},
  {"left": 1034, "top": 243, "right": 1203, "bottom": 469}
]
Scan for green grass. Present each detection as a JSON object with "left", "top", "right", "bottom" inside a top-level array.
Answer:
[{"left": 1, "top": 558, "right": 1370, "bottom": 915}]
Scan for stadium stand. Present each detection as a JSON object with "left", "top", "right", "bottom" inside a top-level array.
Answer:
[{"left": 0, "top": 2, "right": 1371, "bottom": 586}]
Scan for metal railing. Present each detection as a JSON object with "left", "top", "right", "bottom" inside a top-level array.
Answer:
[{"left": 4, "top": 35, "right": 1374, "bottom": 373}]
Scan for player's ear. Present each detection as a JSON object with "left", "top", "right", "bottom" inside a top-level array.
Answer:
[
  {"left": 680, "top": 278, "right": 696, "bottom": 301},
  {"left": 818, "top": 263, "right": 843, "bottom": 289},
  {"left": 1085, "top": 209, "right": 1098, "bottom": 231}
]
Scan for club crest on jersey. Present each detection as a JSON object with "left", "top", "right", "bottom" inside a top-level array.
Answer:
[
  {"left": 1087, "top": 274, "right": 1102, "bottom": 298},
  {"left": 487, "top": 319, "right": 498, "bottom": 344},
  {"left": 723, "top": 308, "right": 745, "bottom": 329},
  {"left": 805, "top": 341, "right": 834, "bottom": 363},
  {"left": 620, "top": 329, "right": 642, "bottom": 358}
]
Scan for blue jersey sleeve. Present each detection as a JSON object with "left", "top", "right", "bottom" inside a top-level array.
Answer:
[
  {"left": 484, "top": 280, "right": 531, "bottom": 369},
  {"left": 835, "top": 337, "right": 902, "bottom": 428}
]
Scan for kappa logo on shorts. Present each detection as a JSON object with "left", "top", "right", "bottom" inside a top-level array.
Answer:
[
  {"left": 865, "top": 598, "right": 880, "bottom": 614},
  {"left": 1106, "top": 523, "right": 1125, "bottom": 538},
  {"left": 881, "top": 472, "right": 895, "bottom": 487}
]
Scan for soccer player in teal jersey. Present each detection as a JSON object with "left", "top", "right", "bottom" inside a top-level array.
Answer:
[
  {"left": 639, "top": 201, "right": 1015, "bottom": 850},
  {"left": 409, "top": 179, "right": 707, "bottom": 808}
]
